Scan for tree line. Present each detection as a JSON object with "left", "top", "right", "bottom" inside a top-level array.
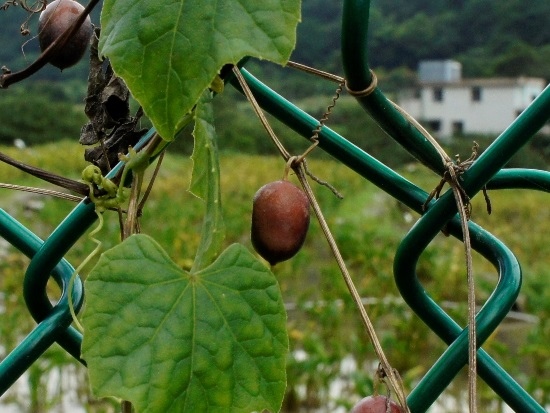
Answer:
[
  {"left": 296, "top": 0, "right": 550, "bottom": 79},
  {"left": 1, "top": 0, "right": 549, "bottom": 155},
  {"left": 2, "top": 0, "right": 549, "bottom": 84}
]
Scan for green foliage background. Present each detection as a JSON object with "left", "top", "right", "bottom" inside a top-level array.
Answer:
[
  {"left": 4, "top": 0, "right": 550, "bottom": 79},
  {"left": 0, "top": 141, "right": 548, "bottom": 411},
  {"left": 2, "top": 0, "right": 550, "bottom": 145}
]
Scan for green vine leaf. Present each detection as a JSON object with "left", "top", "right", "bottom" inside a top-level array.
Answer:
[
  {"left": 190, "top": 92, "right": 224, "bottom": 272},
  {"left": 81, "top": 235, "right": 288, "bottom": 413},
  {"left": 99, "top": 0, "right": 301, "bottom": 141}
]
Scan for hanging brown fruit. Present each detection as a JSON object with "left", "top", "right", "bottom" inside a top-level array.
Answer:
[
  {"left": 38, "top": 0, "right": 93, "bottom": 69},
  {"left": 251, "top": 180, "right": 310, "bottom": 265}
]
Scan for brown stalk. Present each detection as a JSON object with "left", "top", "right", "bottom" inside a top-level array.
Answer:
[{"left": 391, "top": 99, "right": 479, "bottom": 413}]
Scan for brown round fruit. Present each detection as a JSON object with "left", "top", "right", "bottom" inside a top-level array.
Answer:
[
  {"left": 38, "top": 0, "right": 93, "bottom": 69},
  {"left": 350, "top": 395, "right": 404, "bottom": 413},
  {"left": 251, "top": 180, "right": 310, "bottom": 265}
]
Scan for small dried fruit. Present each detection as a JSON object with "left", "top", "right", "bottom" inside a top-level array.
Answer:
[
  {"left": 38, "top": 0, "right": 93, "bottom": 69},
  {"left": 251, "top": 180, "right": 310, "bottom": 265},
  {"left": 350, "top": 395, "right": 404, "bottom": 413}
]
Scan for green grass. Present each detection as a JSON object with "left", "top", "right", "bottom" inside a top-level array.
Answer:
[{"left": 0, "top": 141, "right": 548, "bottom": 411}]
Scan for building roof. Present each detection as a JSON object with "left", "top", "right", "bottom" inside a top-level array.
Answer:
[{"left": 418, "top": 76, "right": 546, "bottom": 88}]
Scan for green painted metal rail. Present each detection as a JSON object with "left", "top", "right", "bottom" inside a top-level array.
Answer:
[{"left": 0, "top": 0, "right": 548, "bottom": 411}]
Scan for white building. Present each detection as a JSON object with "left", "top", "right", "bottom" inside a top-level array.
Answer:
[{"left": 398, "top": 60, "right": 547, "bottom": 139}]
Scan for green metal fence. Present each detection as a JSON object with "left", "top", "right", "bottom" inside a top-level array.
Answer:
[{"left": 0, "top": 0, "right": 548, "bottom": 411}]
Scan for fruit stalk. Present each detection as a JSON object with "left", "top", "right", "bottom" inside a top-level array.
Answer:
[{"left": 292, "top": 160, "right": 410, "bottom": 413}]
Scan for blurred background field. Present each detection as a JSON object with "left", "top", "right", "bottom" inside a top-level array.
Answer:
[{"left": 0, "top": 137, "right": 547, "bottom": 411}]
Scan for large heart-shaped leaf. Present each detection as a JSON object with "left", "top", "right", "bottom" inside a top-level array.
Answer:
[
  {"left": 99, "top": 0, "right": 301, "bottom": 140},
  {"left": 81, "top": 235, "right": 288, "bottom": 413}
]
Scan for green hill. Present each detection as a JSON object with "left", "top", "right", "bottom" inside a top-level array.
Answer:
[{"left": 2, "top": 0, "right": 549, "bottom": 83}]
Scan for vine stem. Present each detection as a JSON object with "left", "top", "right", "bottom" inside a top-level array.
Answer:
[
  {"left": 137, "top": 150, "right": 165, "bottom": 213},
  {"left": 292, "top": 160, "right": 410, "bottom": 413},
  {"left": 286, "top": 60, "right": 345, "bottom": 84},
  {"left": 451, "top": 182, "right": 477, "bottom": 413},
  {"left": 390, "top": 100, "right": 478, "bottom": 412},
  {"left": 0, "top": 182, "right": 83, "bottom": 202},
  {"left": 232, "top": 66, "right": 291, "bottom": 160},
  {"left": 0, "top": 150, "right": 90, "bottom": 196},
  {"left": 68, "top": 209, "right": 104, "bottom": 333},
  {"left": 122, "top": 168, "right": 143, "bottom": 238},
  {"left": 118, "top": 131, "right": 168, "bottom": 238}
]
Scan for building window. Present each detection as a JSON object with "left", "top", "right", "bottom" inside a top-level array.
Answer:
[
  {"left": 452, "top": 121, "right": 464, "bottom": 135},
  {"left": 426, "top": 120, "right": 441, "bottom": 132},
  {"left": 471, "top": 86, "right": 482, "bottom": 102},
  {"left": 433, "top": 87, "right": 443, "bottom": 102}
]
